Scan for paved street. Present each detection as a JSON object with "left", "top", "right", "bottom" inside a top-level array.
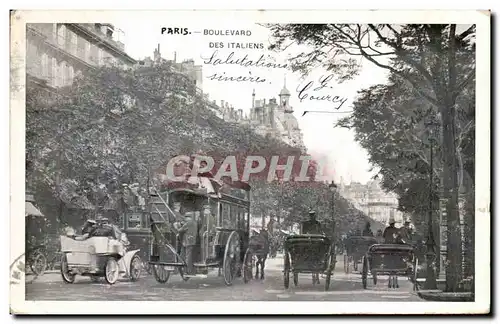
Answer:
[{"left": 26, "top": 254, "right": 424, "bottom": 301}]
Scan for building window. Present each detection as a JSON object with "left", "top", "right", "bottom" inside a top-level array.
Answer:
[
  {"left": 97, "top": 48, "right": 103, "bottom": 65},
  {"left": 68, "top": 66, "right": 74, "bottom": 85},
  {"left": 41, "top": 53, "right": 49, "bottom": 79},
  {"left": 56, "top": 24, "right": 66, "bottom": 47},
  {"left": 51, "top": 57, "right": 58, "bottom": 87},
  {"left": 67, "top": 30, "right": 77, "bottom": 56},
  {"left": 60, "top": 61, "right": 67, "bottom": 86},
  {"left": 76, "top": 36, "right": 86, "bottom": 60},
  {"left": 89, "top": 44, "right": 98, "bottom": 64}
]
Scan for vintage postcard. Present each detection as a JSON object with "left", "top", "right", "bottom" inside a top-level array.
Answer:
[{"left": 10, "top": 10, "right": 490, "bottom": 315}]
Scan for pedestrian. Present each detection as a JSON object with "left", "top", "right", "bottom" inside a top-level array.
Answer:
[
  {"left": 362, "top": 221, "right": 374, "bottom": 237},
  {"left": 376, "top": 229, "right": 384, "bottom": 243},
  {"left": 399, "top": 219, "right": 413, "bottom": 244},
  {"left": 175, "top": 211, "right": 197, "bottom": 275}
]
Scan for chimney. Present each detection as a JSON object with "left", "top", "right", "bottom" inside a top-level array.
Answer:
[
  {"left": 263, "top": 99, "right": 266, "bottom": 106},
  {"left": 154, "top": 44, "right": 161, "bottom": 61},
  {"left": 252, "top": 89, "right": 255, "bottom": 108},
  {"left": 221, "top": 100, "right": 225, "bottom": 107}
]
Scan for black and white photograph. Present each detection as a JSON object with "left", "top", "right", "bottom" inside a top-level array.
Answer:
[{"left": 9, "top": 9, "right": 490, "bottom": 315}]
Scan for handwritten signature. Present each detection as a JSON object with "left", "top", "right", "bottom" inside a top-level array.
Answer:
[{"left": 296, "top": 74, "right": 348, "bottom": 110}]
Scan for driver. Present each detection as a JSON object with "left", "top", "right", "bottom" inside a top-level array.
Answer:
[
  {"left": 81, "top": 219, "right": 97, "bottom": 238},
  {"left": 301, "top": 210, "right": 323, "bottom": 235},
  {"left": 383, "top": 216, "right": 399, "bottom": 243}
]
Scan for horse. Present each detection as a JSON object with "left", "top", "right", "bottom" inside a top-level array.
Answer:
[{"left": 248, "top": 229, "right": 270, "bottom": 279}]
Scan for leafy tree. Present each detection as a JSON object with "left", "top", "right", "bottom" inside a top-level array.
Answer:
[{"left": 267, "top": 23, "right": 475, "bottom": 292}]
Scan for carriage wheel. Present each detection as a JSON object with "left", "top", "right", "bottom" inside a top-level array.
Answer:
[
  {"left": 223, "top": 231, "right": 241, "bottom": 286},
  {"left": 343, "top": 254, "right": 349, "bottom": 273},
  {"left": 30, "top": 250, "right": 48, "bottom": 276},
  {"left": 60, "top": 254, "right": 75, "bottom": 284},
  {"left": 152, "top": 264, "right": 171, "bottom": 283},
  {"left": 129, "top": 254, "right": 142, "bottom": 282},
  {"left": 284, "top": 252, "right": 290, "bottom": 289},
  {"left": 104, "top": 257, "right": 120, "bottom": 285},
  {"left": 361, "top": 256, "right": 368, "bottom": 289},
  {"left": 243, "top": 248, "right": 255, "bottom": 283}
]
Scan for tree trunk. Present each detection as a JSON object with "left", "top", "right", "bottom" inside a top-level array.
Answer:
[{"left": 440, "top": 103, "right": 463, "bottom": 292}]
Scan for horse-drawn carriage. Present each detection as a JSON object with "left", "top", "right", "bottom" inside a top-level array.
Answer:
[
  {"left": 361, "top": 243, "right": 417, "bottom": 289},
  {"left": 344, "top": 236, "right": 379, "bottom": 273},
  {"left": 148, "top": 174, "right": 255, "bottom": 286},
  {"left": 283, "top": 234, "right": 336, "bottom": 291}
]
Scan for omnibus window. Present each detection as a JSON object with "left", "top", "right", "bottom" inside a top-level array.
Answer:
[
  {"left": 221, "top": 204, "right": 231, "bottom": 228},
  {"left": 237, "top": 206, "right": 246, "bottom": 231}
]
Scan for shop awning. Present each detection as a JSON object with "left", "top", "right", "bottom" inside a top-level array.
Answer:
[{"left": 25, "top": 202, "right": 44, "bottom": 217}]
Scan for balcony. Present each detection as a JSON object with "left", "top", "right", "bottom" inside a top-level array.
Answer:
[{"left": 73, "top": 24, "right": 126, "bottom": 52}]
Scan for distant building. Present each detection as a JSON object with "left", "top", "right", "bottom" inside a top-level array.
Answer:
[
  {"left": 26, "top": 23, "right": 136, "bottom": 90},
  {"left": 339, "top": 178, "right": 405, "bottom": 226},
  {"left": 220, "top": 80, "right": 306, "bottom": 151}
]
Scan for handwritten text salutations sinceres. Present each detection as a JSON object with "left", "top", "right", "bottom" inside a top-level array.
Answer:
[
  {"left": 202, "top": 50, "right": 288, "bottom": 69},
  {"left": 296, "top": 74, "right": 348, "bottom": 109},
  {"left": 202, "top": 50, "right": 288, "bottom": 83}
]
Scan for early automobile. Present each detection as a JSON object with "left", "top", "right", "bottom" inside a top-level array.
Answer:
[{"left": 60, "top": 231, "right": 142, "bottom": 285}]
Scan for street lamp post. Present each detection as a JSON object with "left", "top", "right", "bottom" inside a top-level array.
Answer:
[
  {"left": 424, "top": 120, "right": 438, "bottom": 290},
  {"left": 329, "top": 180, "right": 338, "bottom": 242}
]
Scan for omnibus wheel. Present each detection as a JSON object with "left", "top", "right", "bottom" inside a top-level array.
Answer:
[
  {"left": 284, "top": 252, "right": 290, "bottom": 289},
  {"left": 223, "top": 231, "right": 240, "bottom": 286}
]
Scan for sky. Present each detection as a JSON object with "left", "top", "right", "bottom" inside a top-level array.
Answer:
[{"left": 115, "top": 22, "right": 391, "bottom": 185}]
